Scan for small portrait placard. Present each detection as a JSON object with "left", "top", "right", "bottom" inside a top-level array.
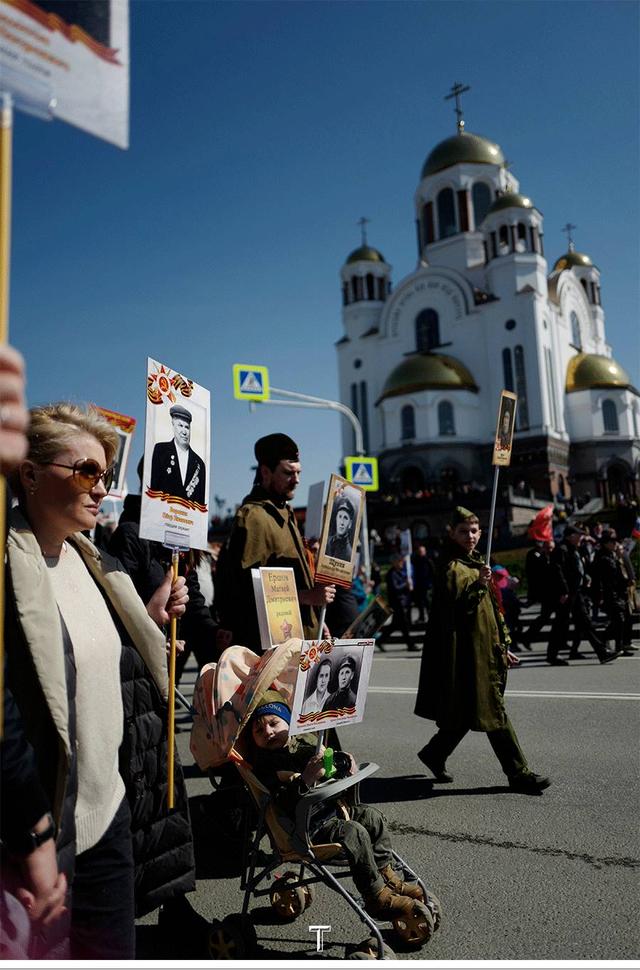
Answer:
[
  {"left": 492, "top": 390, "right": 518, "bottom": 467},
  {"left": 251, "top": 567, "right": 305, "bottom": 652},
  {"left": 315, "top": 474, "right": 365, "bottom": 588},
  {"left": 139, "top": 358, "right": 210, "bottom": 551},
  {"left": 343, "top": 596, "right": 392, "bottom": 640},
  {"left": 94, "top": 406, "right": 136, "bottom": 500},
  {"left": 289, "top": 638, "right": 375, "bottom": 736}
]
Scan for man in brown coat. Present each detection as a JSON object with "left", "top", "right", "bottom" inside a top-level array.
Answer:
[{"left": 217, "top": 433, "right": 335, "bottom": 649}]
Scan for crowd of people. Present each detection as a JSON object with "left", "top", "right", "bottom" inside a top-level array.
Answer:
[{"left": 1, "top": 346, "right": 637, "bottom": 959}]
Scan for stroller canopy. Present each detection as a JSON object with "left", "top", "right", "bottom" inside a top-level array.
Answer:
[{"left": 190, "top": 639, "right": 303, "bottom": 770}]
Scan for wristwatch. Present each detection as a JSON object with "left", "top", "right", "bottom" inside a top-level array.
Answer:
[{"left": 9, "top": 812, "right": 56, "bottom": 856}]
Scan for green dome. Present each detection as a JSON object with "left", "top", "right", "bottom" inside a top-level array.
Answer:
[
  {"left": 487, "top": 192, "right": 534, "bottom": 214},
  {"left": 566, "top": 353, "right": 631, "bottom": 393},
  {"left": 421, "top": 132, "right": 504, "bottom": 179},
  {"left": 346, "top": 245, "right": 386, "bottom": 265},
  {"left": 377, "top": 353, "right": 478, "bottom": 404},
  {"left": 553, "top": 251, "right": 595, "bottom": 272}
]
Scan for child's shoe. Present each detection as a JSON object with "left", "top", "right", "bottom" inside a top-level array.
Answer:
[
  {"left": 379, "top": 863, "right": 425, "bottom": 902},
  {"left": 364, "top": 885, "right": 426, "bottom": 921}
]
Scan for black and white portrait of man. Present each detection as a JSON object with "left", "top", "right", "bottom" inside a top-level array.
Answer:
[{"left": 150, "top": 404, "right": 206, "bottom": 504}]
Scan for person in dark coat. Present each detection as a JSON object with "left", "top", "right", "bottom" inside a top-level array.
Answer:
[
  {"left": 150, "top": 404, "right": 206, "bottom": 506},
  {"left": 548, "top": 526, "right": 617, "bottom": 665},
  {"left": 411, "top": 544, "right": 433, "bottom": 624},
  {"left": 522, "top": 540, "right": 555, "bottom": 650},
  {"left": 414, "top": 507, "right": 550, "bottom": 794},
  {"left": 384, "top": 554, "right": 416, "bottom": 649},
  {"left": 591, "top": 530, "right": 633, "bottom": 656}
]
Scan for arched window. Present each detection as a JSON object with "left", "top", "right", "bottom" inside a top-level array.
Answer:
[
  {"left": 580, "top": 278, "right": 588, "bottom": 296},
  {"left": 570, "top": 311, "right": 581, "bottom": 348},
  {"left": 376, "top": 277, "right": 386, "bottom": 300},
  {"left": 438, "top": 400, "right": 455, "bottom": 436},
  {"left": 516, "top": 223, "right": 527, "bottom": 252},
  {"left": 498, "top": 224, "right": 510, "bottom": 253},
  {"left": 401, "top": 405, "right": 415, "bottom": 441},
  {"left": 472, "top": 182, "right": 492, "bottom": 227},
  {"left": 602, "top": 399, "right": 619, "bottom": 433},
  {"left": 353, "top": 276, "right": 363, "bottom": 302},
  {"left": 415, "top": 309, "right": 440, "bottom": 351},
  {"left": 342, "top": 283, "right": 349, "bottom": 306},
  {"left": 365, "top": 274, "right": 375, "bottom": 300},
  {"left": 502, "top": 348, "right": 514, "bottom": 391},
  {"left": 437, "top": 188, "right": 457, "bottom": 239},
  {"left": 514, "top": 345, "right": 530, "bottom": 429}
]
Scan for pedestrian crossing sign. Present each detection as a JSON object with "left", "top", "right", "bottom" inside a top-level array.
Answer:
[
  {"left": 233, "top": 363, "right": 270, "bottom": 401},
  {"left": 344, "top": 456, "right": 378, "bottom": 491}
]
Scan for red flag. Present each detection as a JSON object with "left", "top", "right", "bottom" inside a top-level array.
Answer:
[{"left": 528, "top": 505, "right": 554, "bottom": 543}]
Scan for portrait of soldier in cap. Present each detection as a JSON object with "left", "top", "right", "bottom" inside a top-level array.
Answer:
[
  {"left": 149, "top": 403, "right": 206, "bottom": 505},
  {"left": 322, "top": 653, "right": 359, "bottom": 712},
  {"left": 326, "top": 493, "right": 356, "bottom": 562}
]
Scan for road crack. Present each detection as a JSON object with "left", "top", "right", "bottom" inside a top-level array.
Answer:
[{"left": 388, "top": 821, "right": 640, "bottom": 871}]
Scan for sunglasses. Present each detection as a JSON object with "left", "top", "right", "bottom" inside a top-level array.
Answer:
[{"left": 45, "top": 459, "right": 115, "bottom": 492}]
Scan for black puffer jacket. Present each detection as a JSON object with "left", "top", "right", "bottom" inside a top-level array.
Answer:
[{"left": 119, "top": 641, "right": 195, "bottom": 917}]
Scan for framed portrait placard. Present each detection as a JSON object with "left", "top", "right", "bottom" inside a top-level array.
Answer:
[
  {"left": 315, "top": 474, "right": 365, "bottom": 588},
  {"left": 251, "top": 567, "right": 304, "bottom": 652},
  {"left": 289, "top": 638, "right": 375, "bottom": 736},
  {"left": 492, "top": 390, "right": 518, "bottom": 467},
  {"left": 139, "top": 358, "right": 210, "bottom": 551},
  {"left": 343, "top": 596, "right": 392, "bottom": 640},
  {"left": 94, "top": 406, "right": 136, "bottom": 500}
]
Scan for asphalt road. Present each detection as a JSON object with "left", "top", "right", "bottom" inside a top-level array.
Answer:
[{"left": 137, "top": 623, "right": 640, "bottom": 963}]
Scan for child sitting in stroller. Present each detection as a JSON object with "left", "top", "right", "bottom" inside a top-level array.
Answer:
[{"left": 248, "top": 688, "right": 428, "bottom": 924}]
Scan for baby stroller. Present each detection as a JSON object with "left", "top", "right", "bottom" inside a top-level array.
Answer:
[{"left": 190, "top": 638, "right": 442, "bottom": 960}]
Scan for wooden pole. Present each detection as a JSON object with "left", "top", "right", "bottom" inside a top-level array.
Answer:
[
  {"left": 0, "top": 93, "right": 13, "bottom": 735},
  {"left": 485, "top": 465, "right": 500, "bottom": 565},
  {"left": 166, "top": 548, "right": 179, "bottom": 809}
]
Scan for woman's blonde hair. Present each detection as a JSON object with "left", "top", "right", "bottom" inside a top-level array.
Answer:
[{"left": 25, "top": 403, "right": 119, "bottom": 468}]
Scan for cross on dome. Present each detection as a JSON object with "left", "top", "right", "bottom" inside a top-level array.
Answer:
[
  {"left": 562, "top": 222, "right": 577, "bottom": 252},
  {"left": 445, "top": 82, "right": 471, "bottom": 133},
  {"left": 357, "top": 216, "right": 370, "bottom": 246}
]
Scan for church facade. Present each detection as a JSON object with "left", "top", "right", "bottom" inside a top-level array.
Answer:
[{"left": 335, "top": 115, "right": 639, "bottom": 516}]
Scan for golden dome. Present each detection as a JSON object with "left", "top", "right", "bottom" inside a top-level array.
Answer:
[
  {"left": 421, "top": 132, "right": 504, "bottom": 179},
  {"left": 346, "top": 245, "right": 386, "bottom": 265},
  {"left": 377, "top": 353, "right": 478, "bottom": 404},
  {"left": 566, "top": 353, "right": 632, "bottom": 393},
  {"left": 553, "top": 251, "right": 595, "bottom": 272},
  {"left": 487, "top": 192, "right": 534, "bottom": 214}
]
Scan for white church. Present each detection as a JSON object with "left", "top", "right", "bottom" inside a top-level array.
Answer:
[{"left": 335, "top": 88, "right": 639, "bottom": 517}]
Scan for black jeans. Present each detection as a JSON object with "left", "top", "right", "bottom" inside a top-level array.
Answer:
[
  {"left": 70, "top": 798, "right": 135, "bottom": 960},
  {"left": 548, "top": 592, "right": 606, "bottom": 661}
]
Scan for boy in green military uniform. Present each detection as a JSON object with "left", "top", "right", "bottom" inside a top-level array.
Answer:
[{"left": 414, "top": 507, "right": 550, "bottom": 795}]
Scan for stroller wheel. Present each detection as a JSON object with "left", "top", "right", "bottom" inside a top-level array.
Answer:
[
  {"left": 207, "top": 914, "right": 257, "bottom": 959},
  {"left": 270, "top": 872, "right": 309, "bottom": 921},
  {"left": 346, "top": 937, "right": 396, "bottom": 959},
  {"left": 392, "top": 901, "right": 434, "bottom": 948},
  {"left": 424, "top": 890, "right": 443, "bottom": 932}
]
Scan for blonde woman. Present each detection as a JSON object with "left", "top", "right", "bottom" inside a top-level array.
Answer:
[{"left": 5, "top": 404, "right": 195, "bottom": 959}]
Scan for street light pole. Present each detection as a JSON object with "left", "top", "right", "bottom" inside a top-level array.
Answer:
[{"left": 254, "top": 386, "right": 371, "bottom": 579}]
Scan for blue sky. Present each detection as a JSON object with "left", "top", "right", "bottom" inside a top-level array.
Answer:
[{"left": 9, "top": 0, "right": 639, "bottom": 513}]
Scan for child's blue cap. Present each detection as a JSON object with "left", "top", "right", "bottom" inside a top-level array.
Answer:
[{"left": 253, "top": 689, "right": 291, "bottom": 725}]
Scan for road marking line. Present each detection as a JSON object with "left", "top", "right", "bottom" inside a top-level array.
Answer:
[{"left": 367, "top": 687, "right": 639, "bottom": 700}]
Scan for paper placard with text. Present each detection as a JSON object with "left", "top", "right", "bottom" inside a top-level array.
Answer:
[
  {"left": 289, "top": 638, "right": 375, "bottom": 736},
  {"left": 139, "top": 358, "right": 210, "bottom": 551},
  {"left": 251, "top": 567, "right": 304, "bottom": 652},
  {"left": 492, "top": 390, "right": 518, "bottom": 466},
  {"left": 315, "top": 474, "right": 365, "bottom": 588},
  {"left": 95, "top": 406, "right": 136, "bottom": 500},
  {"left": 0, "top": 0, "right": 129, "bottom": 147}
]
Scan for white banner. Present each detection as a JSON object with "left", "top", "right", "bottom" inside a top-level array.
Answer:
[{"left": 0, "top": 0, "right": 129, "bottom": 147}]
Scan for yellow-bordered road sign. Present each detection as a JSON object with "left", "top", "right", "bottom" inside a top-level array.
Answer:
[
  {"left": 233, "top": 363, "right": 270, "bottom": 401},
  {"left": 345, "top": 456, "right": 378, "bottom": 491}
]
